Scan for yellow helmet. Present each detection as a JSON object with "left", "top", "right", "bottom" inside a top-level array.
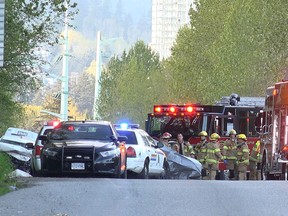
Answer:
[
  {"left": 237, "top": 134, "right": 247, "bottom": 141},
  {"left": 210, "top": 133, "right": 220, "bottom": 141},
  {"left": 229, "top": 129, "right": 237, "bottom": 135},
  {"left": 198, "top": 131, "right": 208, "bottom": 136}
]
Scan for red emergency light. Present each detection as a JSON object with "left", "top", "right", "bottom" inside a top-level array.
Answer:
[
  {"left": 153, "top": 104, "right": 196, "bottom": 115},
  {"left": 169, "top": 106, "right": 176, "bottom": 113},
  {"left": 187, "top": 106, "right": 193, "bottom": 112},
  {"left": 154, "top": 106, "right": 162, "bottom": 113},
  {"left": 47, "top": 120, "right": 60, "bottom": 127}
]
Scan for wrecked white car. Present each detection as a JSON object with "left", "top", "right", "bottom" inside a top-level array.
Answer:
[{"left": 0, "top": 128, "right": 37, "bottom": 173}]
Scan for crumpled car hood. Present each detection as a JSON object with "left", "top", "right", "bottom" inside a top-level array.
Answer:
[
  {"left": 0, "top": 141, "right": 32, "bottom": 161},
  {"left": 160, "top": 145, "right": 202, "bottom": 179}
]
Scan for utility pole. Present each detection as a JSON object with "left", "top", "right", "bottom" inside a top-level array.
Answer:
[
  {"left": 60, "top": 1, "right": 69, "bottom": 121},
  {"left": 41, "top": 1, "right": 69, "bottom": 121},
  {"left": 93, "top": 32, "right": 121, "bottom": 120},
  {"left": 93, "top": 31, "right": 101, "bottom": 120}
]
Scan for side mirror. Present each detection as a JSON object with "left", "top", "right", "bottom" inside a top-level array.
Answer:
[
  {"left": 157, "top": 141, "right": 164, "bottom": 148},
  {"left": 25, "top": 142, "right": 34, "bottom": 149},
  {"left": 38, "top": 135, "right": 47, "bottom": 141},
  {"left": 255, "top": 112, "right": 264, "bottom": 133}
]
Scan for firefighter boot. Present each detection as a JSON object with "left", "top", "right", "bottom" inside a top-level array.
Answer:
[
  {"left": 229, "top": 170, "right": 235, "bottom": 180},
  {"left": 238, "top": 172, "right": 246, "bottom": 180},
  {"left": 210, "top": 170, "right": 217, "bottom": 180}
]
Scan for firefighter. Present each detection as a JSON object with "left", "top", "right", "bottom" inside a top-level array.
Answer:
[
  {"left": 236, "top": 134, "right": 250, "bottom": 180},
  {"left": 205, "top": 133, "right": 223, "bottom": 180},
  {"left": 158, "top": 132, "right": 172, "bottom": 148},
  {"left": 194, "top": 131, "right": 208, "bottom": 178},
  {"left": 194, "top": 131, "right": 208, "bottom": 163},
  {"left": 184, "top": 142, "right": 196, "bottom": 158},
  {"left": 222, "top": 129, "right": 237, "bottom": 180},
  {"left": 249, "top": 138, "right": 263, "bottom": 180}
]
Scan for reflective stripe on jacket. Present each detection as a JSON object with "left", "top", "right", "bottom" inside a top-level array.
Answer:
[
  {"left": 250, "top": 140, "right": 262, "bottom": 162},
  {"left": 205, "top": 141, "right": 223, "bottom": 164},
  {"left": 222, "top": 139, "right": 237, "bottom": 160},
  {"left": 184, "top": 144, "right": 195, "bottom": 156},
  {"left": 195, "top": 141, "right": 207, "bottom": 163},
  {"left": 236, "top": 143, "right": 250, "bottom": 165}
]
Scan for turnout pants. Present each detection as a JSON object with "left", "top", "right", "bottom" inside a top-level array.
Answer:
[
  {"left": 227, "top": 159, "right": 236, "bottom": 179},
  {"left": 237, "top": 163, "right": 248, "bottom": 180},
  {"left": 249, "top": 161, "right": 261, "bottom": 180},
  {"left": 206, "top": 163, "right": 218, "bottom": 180}
]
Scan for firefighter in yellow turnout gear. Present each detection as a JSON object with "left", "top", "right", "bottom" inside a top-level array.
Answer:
[
  {"left": 194, "top": 131, "right": 208, "bottom": 178},
  {"left": 236, "top": 134, "right": 250, "bottom": 180},
  {"left": 249, "top": 139, "right": 263, "bottom": 180},
  {"left": 222, "top": 129, "right": 237, "bottom": 180},
  {"left": 205, "top": 133, "right": 223, "bottom": 180},
  {"left": 195, "top": 131, "right": 208, "bottom": 163}
]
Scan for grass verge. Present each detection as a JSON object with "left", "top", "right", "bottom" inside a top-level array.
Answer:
[{"left": 0, "top": 152, "right": 15, "bottom": 196}]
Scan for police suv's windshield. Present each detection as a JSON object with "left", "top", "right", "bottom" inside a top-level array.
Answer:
[{"left": 49, "top": 124, "right": 113, "bottom": 141}]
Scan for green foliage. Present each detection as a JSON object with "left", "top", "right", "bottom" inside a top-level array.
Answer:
[
  {"left": 97, "top": 41, "right": 161, "bottom": 127},
  {"left": 0, "top": 92, "right": 24, "bottom": 134},
  {"left": 96, "top": 0, "right": 288, "bottom": 128},
  {"left": 167, "top": 0, "right": 288, "bottom": 104},
  {"left": 0, "top": 152, "right": 13, "bottom": 195},
  {"left": 0, "top": 0, "right": 77, "bottom": 131}
]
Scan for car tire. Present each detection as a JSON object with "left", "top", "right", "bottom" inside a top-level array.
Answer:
[
  {"left": 30, "top": 166, "right": 39, "bottom": 177},
  {"left": 160, "top": 161, "right": 170, "bottom": 179},
  {"left": 138, "top": 160, "right": 149, "bottom": 179}
]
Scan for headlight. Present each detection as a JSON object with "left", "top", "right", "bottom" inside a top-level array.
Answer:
[
  {"left": 99, "top": 149, "right": 118, "bottom": 157},
  {"left": 43, "top": 148, "right": 58, "bottom": 157}
]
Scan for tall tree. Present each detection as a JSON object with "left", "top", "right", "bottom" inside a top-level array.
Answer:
[
  {"left": 97, "top": 41, "right": 161, "bottom": 127},
  {"left": 167, "top": 0, "right": 288, "bottom": 104},
  {"left": 0, "top": 0, "right": 77, "bottom": 129}
]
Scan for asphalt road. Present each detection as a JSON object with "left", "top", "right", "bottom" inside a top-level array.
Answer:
[{"left": 0, "top": 177, "right": 288, "bottom": 216}]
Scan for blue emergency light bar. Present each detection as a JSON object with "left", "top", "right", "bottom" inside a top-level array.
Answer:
[{"left": 114, "top": 123, "right": 140, "bottom": 129}]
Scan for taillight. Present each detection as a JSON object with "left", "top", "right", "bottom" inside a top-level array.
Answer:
[
  {"left": 35, "top": 146, "right": 43, "bottom": 156},
  {"left": 126, "top": 146, "right": 136, "bottom": 157}
]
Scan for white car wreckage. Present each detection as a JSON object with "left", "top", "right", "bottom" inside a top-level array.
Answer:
[{"left": 0, "top": 128, "right": 37, "bottom": 177}]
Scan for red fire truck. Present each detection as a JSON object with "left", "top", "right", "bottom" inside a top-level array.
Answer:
[
  {"left": 145, "top": 94, "right": 265, "bottom": 177},
  {"left": 257, "top": 81, "right": 288, "bottom": 180}
]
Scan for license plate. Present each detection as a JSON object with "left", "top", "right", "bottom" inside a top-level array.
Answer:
[{"left": 71, "top": 163, "right": 85, "bottom": 170}]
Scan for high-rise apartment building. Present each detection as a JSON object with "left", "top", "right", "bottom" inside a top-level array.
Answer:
[{"left": 151, "top": 0, "right": 195, "bottom": 59}]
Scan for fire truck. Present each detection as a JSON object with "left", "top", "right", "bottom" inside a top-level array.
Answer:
[
  {"left": 257, "top": 80, "right": 288, "bottom": 180},
  {"left": 145, "top": 94, "right": 265, "bottom": 176}
]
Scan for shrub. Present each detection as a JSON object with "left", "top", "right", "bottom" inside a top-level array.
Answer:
[{"left": 0, "top": 152, "right": 13, "bottom": 195}]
